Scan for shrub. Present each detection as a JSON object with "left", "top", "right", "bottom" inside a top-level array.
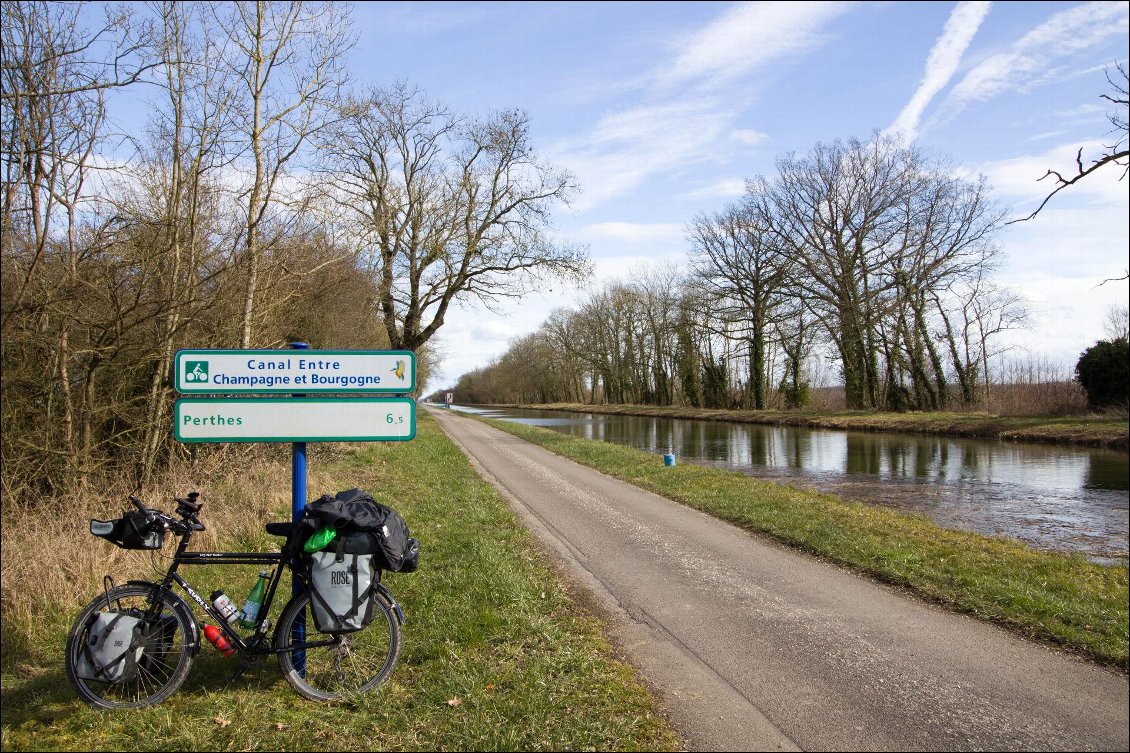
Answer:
[{"left": 1075, "top": 338, "right": 1130, "bottom": 409}]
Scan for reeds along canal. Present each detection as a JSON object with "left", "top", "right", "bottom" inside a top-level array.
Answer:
[{"left": 453, "top": 406, "right": 1129, "bottom": 565}]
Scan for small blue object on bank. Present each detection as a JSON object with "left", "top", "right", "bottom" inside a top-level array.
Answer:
[{"left": 663, "top": 453, "right": 676, "bottom": 467}]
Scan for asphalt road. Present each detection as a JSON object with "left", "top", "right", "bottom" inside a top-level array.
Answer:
[{"left": 427, "top": 407, "right": 1129, "bottom": 752}]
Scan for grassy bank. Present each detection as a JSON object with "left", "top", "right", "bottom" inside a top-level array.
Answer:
[
  {"left": 1, "top": 413, "right": 679, "bottom": 751},
  {"left": 495, "top": 402, "right": 1129, "bottom": 449},
  {"left": 476, "top": 415, "right": 1129, "bottom": 669}
]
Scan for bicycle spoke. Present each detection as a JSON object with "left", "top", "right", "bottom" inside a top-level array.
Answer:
[{"left": 275, "top": 590, "right": 401, "bottom": 702}]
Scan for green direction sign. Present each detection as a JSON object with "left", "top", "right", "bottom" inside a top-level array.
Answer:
[
  {"left": 175, "top": 397, "right": 416, "bottom": 443},
  {"left": 174, "top": 349, "right": 415, "bottom": 394}
]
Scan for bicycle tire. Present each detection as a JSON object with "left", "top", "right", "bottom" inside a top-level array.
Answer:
[
  {"left": 65, "top": 583, "right": 195, "bottom": 709},
  {"left": 274, "top": 588, "right": 401, "bottom": 702}
]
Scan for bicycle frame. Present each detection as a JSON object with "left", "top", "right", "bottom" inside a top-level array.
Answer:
[
  {"left": 146, "top": 529, "right": 339, "bottom": 658},
  {"left": 137, "top": 521, "right": 406, "bottom": 664}
]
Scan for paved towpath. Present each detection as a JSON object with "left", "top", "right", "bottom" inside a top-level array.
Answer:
[{"left": 427, "top": 407, "right": 1128, "bottom": 752}]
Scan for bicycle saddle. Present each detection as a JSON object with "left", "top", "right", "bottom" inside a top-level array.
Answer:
[{"left": 265, "top": 522, "right": 294, "bottom": 537}]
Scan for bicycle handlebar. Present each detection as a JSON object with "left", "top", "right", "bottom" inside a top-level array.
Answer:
[{"left": 128, "top": 493, "right": 206, "bottom": 534}]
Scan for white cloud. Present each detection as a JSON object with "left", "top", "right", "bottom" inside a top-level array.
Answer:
[
  {"left": 1053, "top": 102, "right": 1108, "bottom": 118},
  {"left": 994, "top": 270, "right": 1128, "bottom": 365},
  {"left": 999, "top": 204, "right": 1129, "bottom": 280},
  {"left": 577, "top": 222, "right": 685, "bottom": 245},
  {"left": 470, "top": 321, "right": 519, "bottom": 342},
  {"left": 360, "top": 3, "right": 493, "bottom": 36},
  {"left": 938, "top": 2, "right": 1129, "bottom": 120},
  {"left": 979, "top": 136, "right": 1130, "bottom": 363},
  {"left": 553, "top": 2, "right": 853, "bottom": 212},
  {"left": 731, "top": 128, "right": 770, "bottom": 145},
  {"left": 595, "top": 251, "right": 686, "bottom": 277},
  {"left": 679, "top": 178, "right": 749, "bottom": 201},
  {"left": 552, "top": 98, "right": 735, "bottom": 211},
  {"left": 661, "top": 1, "right": 853, "bottom": 87},
  {"left": 1023, "top": 129, "right": 1069, "bottom": 143},
  {"left": 886, "top": 1, "right": 991, "bottom": 139}
]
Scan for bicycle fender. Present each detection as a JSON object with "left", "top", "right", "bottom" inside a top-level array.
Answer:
[
  {"left": 125, "top": 579, "right": 202, "bottom": 655},
  {"left": 375, "top": 583, "right": 406, "bottom": 626}
]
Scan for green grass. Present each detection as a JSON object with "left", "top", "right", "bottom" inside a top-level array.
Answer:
[
  {"left": 476, "top": 415, "right": 1130, "bottom": 669},
  {"left": 0, "top": 413, "right": 680, "bottom": 752}
]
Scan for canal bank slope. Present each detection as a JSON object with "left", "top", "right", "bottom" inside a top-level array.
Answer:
[
  {"left": 489, "top": 402, "right": 1129, "bottom": 449},
  {"left": 429, "top": 406, "right": 1128, "bottom": 752}
]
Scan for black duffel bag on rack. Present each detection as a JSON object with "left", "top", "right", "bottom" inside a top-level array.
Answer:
[{"left": 303, "top": 488, "right": 419, "bottom": 573}]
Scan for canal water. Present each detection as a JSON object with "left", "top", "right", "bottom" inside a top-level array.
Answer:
[{"left": 451, "top": 405, "right": 1129, "bottom": 564}]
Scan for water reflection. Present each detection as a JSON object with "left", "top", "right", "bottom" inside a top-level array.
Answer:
[{"left": 451, "top": 405, "right": 1129, "bottom": 563}]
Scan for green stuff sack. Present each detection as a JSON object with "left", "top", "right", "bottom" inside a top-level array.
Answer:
[{"left": 303, "top": 524, "right": 337, "bottom": 553}]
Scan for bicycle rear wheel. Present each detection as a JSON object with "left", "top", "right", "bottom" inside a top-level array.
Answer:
[
  {"left": 65, "top": 583, "right": 195, "bottom": 709},
  {"left": 274, "top": 589, "right": 401, "bottom": 702}
]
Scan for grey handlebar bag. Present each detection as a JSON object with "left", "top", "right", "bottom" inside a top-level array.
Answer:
[
  {"left": 75, "top": 611, "right": 146, "bottom": 683},
  {"left": 308, "top": 533, "right": 378, "bottom": 634}
]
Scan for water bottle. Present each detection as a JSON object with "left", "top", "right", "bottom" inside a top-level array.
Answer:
[
  {"left": 210, "top": 590, "right": 240, "bottom": 625},
  {"left": 238, "top": 571, "right": 269, "bottom": 628},
  {"left": 202, "top": 623, "right": 235, "bottom": 657}
]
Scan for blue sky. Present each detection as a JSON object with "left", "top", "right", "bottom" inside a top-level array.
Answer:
[
  {"left": 81, "top": 1, "right": 1120, "bottom": 391},
  {"left": 340, "top": 1, "right": 1129, "bottom": 393}
]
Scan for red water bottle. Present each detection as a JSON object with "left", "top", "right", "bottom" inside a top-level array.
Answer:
[{"left": 202, "top": 623, "right": 235, "bottom": 657}]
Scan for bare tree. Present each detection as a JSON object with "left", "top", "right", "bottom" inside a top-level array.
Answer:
[
  {"left": 322, "top": 84, "right": 589, "bottom": 352},
  {"left": 0, "top": 1, "right": 156, "bottom": 104},
  {"left": 932, "top": 272, "right": 1027, "bottom": 407},
  {"left": 1, "top": 0, "right": 152, "bottom": 335},
  {"left": 1, "top": 0, "right": 124, "bottom": 473},
  {"left": 1010, "top": 62, "right": 1129, "bottom": 233},
  {"left": 1102, "top": 304, "right": 1129, "bottom": 341},
  {"left": 761, "top": 135, "right": 917, "bottom": 409},
  {"left": 218, "top": 0, "right": 354, "bottom": 348},
  {"left": 632, "top": 263, "right": 684, "bottom": 406},
  {"left": 886, "top": 165, "right": 1004, "bottom": 409},
  {"left": 541, "top": 308, "right": 590, "bottom": 402},
  {"left": 688, "top": 192, "right": 792, "bottom": 409},
  {"left": 129, "top": 0, "right": 240, "bottom": 478}
]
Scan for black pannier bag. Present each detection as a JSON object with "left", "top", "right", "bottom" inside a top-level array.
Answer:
[
  {"left": 90, "top": 510, "right": 164, "bottom": 550},
  {"left": 305, "top": 489, "right": 419, "bottom": 573}
]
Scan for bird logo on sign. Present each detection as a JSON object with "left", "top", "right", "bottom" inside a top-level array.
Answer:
[{"left": 392, "top": 360, "right": 406, "bottom": 380}]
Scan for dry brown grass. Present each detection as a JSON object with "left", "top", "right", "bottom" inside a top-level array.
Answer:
[{"left": 0, "top": 444, "right": 348, "bottom": 666}]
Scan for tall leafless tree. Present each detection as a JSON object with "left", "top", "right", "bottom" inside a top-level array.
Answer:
[
  {"left": 688, "top": 191, "right": 793, "bottom": 409},
  {"left": 128, "top": 0, "right": 240, "bottom": 478},
  {"left": 1, "top": 0, "right": 153, "bottom": 335},
  {"left": 218, "top": 0, "right": 353, "bottom": 348},
  {"left": 321, "top": 83, "right": 589, "bottom": 351}
]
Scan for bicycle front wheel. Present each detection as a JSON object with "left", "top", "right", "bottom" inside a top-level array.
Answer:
[
  {"left": 274, "top": 589, "right": 401, "bottom": 702},
  {"left": 65, "top": 583, "right": 195, "bottom": 709}
]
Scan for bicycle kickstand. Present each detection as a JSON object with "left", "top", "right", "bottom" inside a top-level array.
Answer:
[
  {"left": 224, "top": 663, "right": 249, "bottom": 688},
  {"left": 225, "top": 636, "right": 267, "bottom": 687}
]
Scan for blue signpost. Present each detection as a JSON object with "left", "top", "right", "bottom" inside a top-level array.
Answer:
[{"left": 289, "top": 343, "right": 309, "bottom": 673}]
